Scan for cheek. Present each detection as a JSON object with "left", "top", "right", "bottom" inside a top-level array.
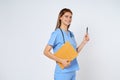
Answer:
[
  {"left": 61, "top": 18, "right": 67, "bottom": 22},
  {"left": 60, "top": 17, "right": 65, "bottom": 21},
  {"left": 62, "top": 17, "right": 66, "bottom": 20}
]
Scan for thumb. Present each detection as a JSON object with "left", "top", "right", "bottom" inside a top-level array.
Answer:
[
  {"left": 67, "top": 60, "right": 71, "bottom": 63},
  {"left": 66, "top": 59, "right": 70, "bottom": 62}
]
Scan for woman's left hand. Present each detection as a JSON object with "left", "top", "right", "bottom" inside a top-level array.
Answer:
[{"left": 76, "top": 33, "right": 90, "bottom": 53}]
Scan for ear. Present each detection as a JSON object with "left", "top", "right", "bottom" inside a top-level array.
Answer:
[{"left": 60, "top": 17, "right": 62, "bottom": 20}]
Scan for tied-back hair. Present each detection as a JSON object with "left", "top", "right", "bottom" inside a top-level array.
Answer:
[{"left": 55, "top": 8, "right": 73, "bottom": 30}]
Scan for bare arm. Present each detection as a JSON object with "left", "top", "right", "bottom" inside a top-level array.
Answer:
[
  {"left": 43, "top": 45, "right": 70, "bottom": 67},
  {"left": 44, "top": 45, "right": 62, "bottom": 63},
  {"left": 76, "top": 34, "right": 90, "bottom": 53}
]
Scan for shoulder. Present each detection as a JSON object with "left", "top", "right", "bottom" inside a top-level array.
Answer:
[
  {"left": 50, "top": 28, "right": 61, "bottom": 36},
  {"left": 69, "top": 30, "right": 74, "bottom": 34},
  {"left": 52, "top": 28, "right": 61, "bottom": 34},
  {"left": 68, "top": 30, "right": 75, "bottom": 37}
]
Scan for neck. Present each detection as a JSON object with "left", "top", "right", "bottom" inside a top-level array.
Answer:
[{"left": 60, "top": 24, "right": 68, "bottom": 31}]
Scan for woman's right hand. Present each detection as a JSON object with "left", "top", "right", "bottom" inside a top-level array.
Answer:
[{"left": 60, "top": 59, "right": 71, "bottom": 68}]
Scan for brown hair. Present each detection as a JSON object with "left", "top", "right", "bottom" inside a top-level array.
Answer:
[{"left": 55, "top": 8, "right": 73, "bottom": 30}]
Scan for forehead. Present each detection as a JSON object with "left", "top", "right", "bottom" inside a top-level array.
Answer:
[{"left": 63, "top": 12, "right": 72, "bottom": 16}]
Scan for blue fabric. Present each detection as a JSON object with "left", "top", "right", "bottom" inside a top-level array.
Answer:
[
  {"left": 54, "top": 71, "right": 76, "bottom": 80},
  {"left": 48, "top": 28, "right": 79, "bottom": 73}
]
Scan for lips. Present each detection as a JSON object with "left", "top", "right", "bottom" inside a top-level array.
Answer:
[{"left": 65, "top": 20, "right": 71, "bottom": 24}]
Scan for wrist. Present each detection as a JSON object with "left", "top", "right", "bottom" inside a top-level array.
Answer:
[{"left": 57, "top": 58, "right": 63, "bottom": 63}]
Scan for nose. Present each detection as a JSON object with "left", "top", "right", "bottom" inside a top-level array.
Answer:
[
  {"left": 67, "top": 17, "right": 71, "bottom": 21},
  {"left": 68, "top": 18, "right": 72, "bottom": 22}
]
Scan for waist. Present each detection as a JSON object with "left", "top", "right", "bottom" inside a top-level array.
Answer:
[{"left": 54, "top": 58, "right": 79, "bottom": 73}]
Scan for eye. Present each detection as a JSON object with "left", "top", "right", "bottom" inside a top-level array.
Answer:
[
  {"left": 65, "top": 15, "right": 68, "bottom": 18},
  {"left": 65, "top": 15, "right": 72, "bottom": 19},
  {"left": 70, "top": 16, "right": 72, "bottom": 19}
]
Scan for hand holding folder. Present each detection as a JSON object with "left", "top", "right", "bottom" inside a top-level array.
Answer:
[{"left": 54, "top": 41, "right": 78, "bottom": 69}]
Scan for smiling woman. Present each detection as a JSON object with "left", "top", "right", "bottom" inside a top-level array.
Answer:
[
  {"left": 0, "top": 0, "right": 120, "bottom": 80},
  {"left": 55, "top": 8, "right": 73, "bottom": 30},
  {"left": 43, "top": 8, "right": 89, "bottom": 80}
]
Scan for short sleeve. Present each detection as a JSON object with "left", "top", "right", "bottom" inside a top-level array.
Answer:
[{"left": 47, "top": 31, "right": 57, "bottom": 47}]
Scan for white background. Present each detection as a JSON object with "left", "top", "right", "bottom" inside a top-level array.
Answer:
[{"left": 0, "top": 0, "right": 120, "bottom": 80}]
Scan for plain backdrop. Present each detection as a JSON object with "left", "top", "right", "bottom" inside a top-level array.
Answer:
[{"left": 0, "top": 0, "right": 120, "bottom": 80}]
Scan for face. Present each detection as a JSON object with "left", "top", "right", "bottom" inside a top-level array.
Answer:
[{"left": 60, "top": 12, "right": 72, "bottom": 26}]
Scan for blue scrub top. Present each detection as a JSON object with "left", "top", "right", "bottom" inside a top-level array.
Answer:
[{"left": 48, "top": 28, "right": 79, "bottom": 73}]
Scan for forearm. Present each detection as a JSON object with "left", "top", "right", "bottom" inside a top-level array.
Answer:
[
  {"left": 44, "top": 51, "right": 62, "bottom": 63},
  {"left": 76, "top": 41, "right": 87, "bottom": 53}
]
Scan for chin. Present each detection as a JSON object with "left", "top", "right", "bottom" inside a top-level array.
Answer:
[
  {"left": 65, "top": 23, "right": 71, "bottom": 26},
  {"left": 65, "top": 24, "right": 70, "bottom": 27}
]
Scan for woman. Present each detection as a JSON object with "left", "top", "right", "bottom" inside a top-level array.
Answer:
[{"left": 44, "top": 8, "right": 89, "bottom": 80}]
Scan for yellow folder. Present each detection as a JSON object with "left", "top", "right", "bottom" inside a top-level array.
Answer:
[{"left": 54, "top": 41, "right": 78, "bottom": 69}]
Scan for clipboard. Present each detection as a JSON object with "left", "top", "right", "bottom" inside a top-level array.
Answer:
[{"left": 54, "top": 28, "right": 78, "bottom": 69}]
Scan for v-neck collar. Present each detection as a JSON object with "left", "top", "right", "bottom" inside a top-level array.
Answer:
[{"left": 60, "top": 28, "right": 70, "bottom": 36}]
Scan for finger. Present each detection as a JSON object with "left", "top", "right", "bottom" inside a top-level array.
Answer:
[
  {"left": 85, "top": 33, "right": 88, "bottom": 37},
  {"left": 68, "top": 62, "right": 71, "bottom": 66},
  {"left": 66, "top": 59, "right": 70, "bottom": 62},
  {"left": 86, "top": 33, "right": 89, "bottom": 36},
  {"left": 68, "top": 62, "right": 70, "bottom": 65},
  {"left": 86, "top": 34, "right": 89, "bottom": 38}
]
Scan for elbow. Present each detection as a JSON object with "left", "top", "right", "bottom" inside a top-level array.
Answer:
[
  {"left": 43, "top": 45, "right": 52, "bottom": 56},
  {"left": 43, "top": 49, "right": 49, "bottom": 56}
]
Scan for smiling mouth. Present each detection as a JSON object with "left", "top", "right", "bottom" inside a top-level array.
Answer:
[{"left": 65, "top": 20, "right": 71, "bottom": 23}]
